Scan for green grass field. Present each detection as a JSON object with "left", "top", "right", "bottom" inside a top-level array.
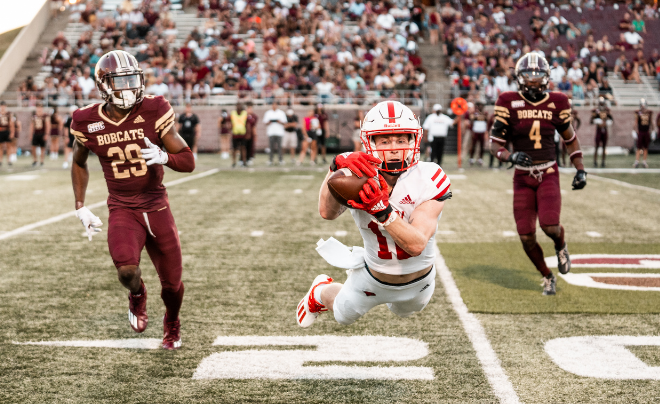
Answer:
[{"left": 1, "top": 153, "right": 659, "bottom": 403}]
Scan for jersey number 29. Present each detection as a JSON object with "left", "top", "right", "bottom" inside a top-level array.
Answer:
[{"left": 108, "top": 144, "right": 147, "bottom": 179}]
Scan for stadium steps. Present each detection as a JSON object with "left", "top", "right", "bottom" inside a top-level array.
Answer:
[
  {"left": 606, "top": 73, "right": 660, "bottom": 107},
  {"left": 0, "top": 10, "right": 71, "bottom": 100}
]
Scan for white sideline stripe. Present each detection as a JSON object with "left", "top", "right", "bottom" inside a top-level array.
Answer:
[
  {"left": 435, "top": 246, "right": 520, "bottom": 404},
  {"left": 559, "top": 167, "right": 660, "bottom": 174},
  {"left": 589, "top": 174, "right": 660, "bottom": 195},
  {"left": 13, "top": 338, "right": 161, "bottom": 349},
  {"left": 0, "top": 168, "right": 220, "bottom": 241}
]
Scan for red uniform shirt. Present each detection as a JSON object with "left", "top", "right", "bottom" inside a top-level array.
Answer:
[
  {"left": 32, "top": 114, "right": 48, "bottom": 135},
  {"left": 635, "top": 109, "right": 653, "bottom": 133},
  {"left": 492, "top": 91, "right": 572, "bottom": 162},
  {"left": 71, "top": 96, "right": 175, "bottom": 211},
  {"left": 247, "top": 113, "right": 258, "bottom": 136}
]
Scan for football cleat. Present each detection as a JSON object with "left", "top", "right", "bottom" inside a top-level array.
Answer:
[
  {"left": 556, "top": 244, "right": 571, "bottom": 274},
  {"left": 162, "top": 314, "right": 182, "bottom": 350},
  {"left": 633, "top": 160, "right": 639, "bottom": 168},
  {"left": 541, "top": 275, "right": 556, "bottom": 296},
  {"left": 128, "top": 282, "right": 148, "bottom": 333},
  {"left": 642, "top": 161, "right": 649, "bottom": 168},
  {"left": 297, "top": 274, "right": 333, "bottom": 328}
]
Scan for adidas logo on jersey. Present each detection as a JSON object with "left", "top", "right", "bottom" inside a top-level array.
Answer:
[
  {"left": 133, "top": 115, "right": 145, "bottom": 124},
  {"left": 548, "top": 102, "right": 556, "bottom": 109},
  {"left": 399, "top": 195, "right": 415, "bottom": 205}
]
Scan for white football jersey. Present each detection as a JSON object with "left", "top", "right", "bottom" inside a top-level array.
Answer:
[{"left": 350, "top": 161, "right": 450, "bottom": 275}]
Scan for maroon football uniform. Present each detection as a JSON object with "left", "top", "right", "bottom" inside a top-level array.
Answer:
[
  {"left": 590, "top": 107, "right": 612, "bottom": 141},
  {"left": 70, "top": 95, "right": 175, "bottom": 211},
  {"left": 0, "top": 112, "right": 13, "bottom": 133},
  {"left": 636, "top": 109, "right": 653, "bottom": 149},
  {"left": 491, "top": 91, "right": 572, "bottom": 162},
  {"left": 32, "top": 113, "right": 48, "bottom": 135}
]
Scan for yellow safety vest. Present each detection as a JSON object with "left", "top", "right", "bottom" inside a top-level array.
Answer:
[{"left": 230, "top": 110, "right": 248, "bottom": 135}]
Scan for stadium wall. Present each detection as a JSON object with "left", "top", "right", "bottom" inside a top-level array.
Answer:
[
  {"left": 0, "top": 0, "right": 50, "bottom": 96},
  {"left": 6, "top": 106, "right": 646, "bottom": 153}
]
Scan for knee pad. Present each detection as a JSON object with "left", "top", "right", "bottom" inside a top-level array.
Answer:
[{"left": 112, "top": 244, "right": 140, "bottom": 268}]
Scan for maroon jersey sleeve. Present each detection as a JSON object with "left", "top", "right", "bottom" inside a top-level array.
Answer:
[
  {"left": 549, "top": 92, "right": 572, "bottom": 132},
  {"left": 637, "top": 110, "right": 652, "bottom": 132},
  {"left": 491, "top": 92, "right": 515, "bottom": 144},
  {"left": 152, "top": 96, "right": 175, "bottom": 139}
]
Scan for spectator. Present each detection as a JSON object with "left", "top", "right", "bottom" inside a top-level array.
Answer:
[
  {"left": 596, "top": 35, "right": 613, "bottom": 52},
  {"left": 230, "top": 103, "right": 248, "bottom": 167},
  {"left": 315, "top": 76, "right": 334, "bottom": 104},
  {"left": 422, "top": 104, "right": 456, "bottom": 166},
  {"left": 77, "top": 67, "right": 96, "bottom": 100},
  {"left": 572, "top": 79, "right": 585, "bottom": 100},
  {"left": 619, "top": 12, "right": 633, "bottom": 31},
  {"left": 633, "top": 50, "right": 652, "bottom": 77},
  {"left": 217, "top": 109, "right": 232, "bottom": 159},
  {"left": 550, "top": 60, "right": 566, "bottom": 83},
  {"left": 177, "top": 103, "right": 201, "bottom": 159},
  {"left": 624, "top": 26, "right": 644, "bottom": 49},
  {"left": 567, "top": 62, "right": 584, "bottom": 83},
  {"left": 303, "top": 108, "right": 321, "bottom": 165},
  {"left": 632, "top": 13, "right": 646, "bottom": 34},
  {"left": 283, "top": 109, "right": 300, "bottom": 165},
  {"left": 146, "top": 76, "right": 169, "bottom": 97},
  {"left": 263, "top": 101, "right": 287, "bottom": 165},
  {"left": 558, "top": 76, "right": 572, "bottom": 93},
  {"left": 576, "top": 17, "right": 592, "bottom": 36}
]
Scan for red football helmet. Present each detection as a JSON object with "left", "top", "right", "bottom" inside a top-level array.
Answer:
[
  {"left": 360, "top": 101, "right": 422, "bottom": 174},
  {"left": 94, "top": 50, "right": 145, "bottom": 109}
]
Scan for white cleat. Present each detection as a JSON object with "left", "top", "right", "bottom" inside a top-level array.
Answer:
[{"left": 296, "top": 274, "right": 333, "bottom": 328}]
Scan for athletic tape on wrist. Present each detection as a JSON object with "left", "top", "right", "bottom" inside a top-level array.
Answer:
[{"left": 372, "top": 211, "right": 397, "bottom": 227}]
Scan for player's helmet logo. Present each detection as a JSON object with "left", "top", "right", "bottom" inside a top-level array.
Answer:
[
  {"left": 95, "top": 50, "right": 145, "bottom": 110},
  {"left": 360, "top": 101, "right": 422, "bottom": 174},
  {"left": 515, "top": 52, "right": 550, "bottom": 99}
]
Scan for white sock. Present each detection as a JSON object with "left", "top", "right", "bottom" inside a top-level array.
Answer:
[{"left": 314, "top": 284, "right": 327, "bottom": 305}]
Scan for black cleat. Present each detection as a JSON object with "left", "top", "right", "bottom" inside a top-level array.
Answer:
[
  {"left": 542, "top": 274, "right": 556, "bottom": 296},
  {"left": 556, "top": 244, "right": 571, "bottom": 274}
]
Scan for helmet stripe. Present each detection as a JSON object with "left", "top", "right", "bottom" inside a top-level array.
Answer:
[
  {"left": 529, "top": 53, "right": 538, "bottom": 69},
  {"left": 387, "top": 101, "right": 396, "bottom": 123}
]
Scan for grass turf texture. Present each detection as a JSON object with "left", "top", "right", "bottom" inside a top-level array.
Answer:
[
  {"left": 443, "top": 242, "right": 660, "bottom": 314},
  {"left": 0, "top": 155, "right": 495, "bottom": 403}
]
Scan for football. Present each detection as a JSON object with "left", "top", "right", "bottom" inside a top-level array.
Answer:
[{"left": 327, "top": 168, "right": 371, "bottom": 207}]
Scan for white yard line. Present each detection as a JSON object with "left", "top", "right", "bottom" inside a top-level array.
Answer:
[
  {"left": 559, "top": 167, "right": 660, "bottom": 174},
  {"left": 0, "top": 168, "right": 220, "bottom": 241},
  {"left": 435, "top": 246, "right": 521, "bottom": 404},
  {"left": 586, "top": 174, "right": 660, "bottom": 195}
]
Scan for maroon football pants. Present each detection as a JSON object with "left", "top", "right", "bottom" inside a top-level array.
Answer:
[
  {"left": 513, "top": 164, "right": 561, "bottom": 235},
  {"left": 469, "top": 132, "right": 485, "bottom": 160},
  {"left": 107, "top": 205, "right": 184, "bottom": 315}
]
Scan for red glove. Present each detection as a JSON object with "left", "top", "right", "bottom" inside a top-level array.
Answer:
[
  {"left": 348, "top": 175, "right": 393, "bottom": 221},
  {"left": 331, "top": 152, "right": 381, "bottom": 178}
]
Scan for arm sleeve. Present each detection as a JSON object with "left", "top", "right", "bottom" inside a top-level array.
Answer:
[
  {"left": 553, "top": 94, "right": 572, "bottom": 132},
  {"left": 491, "top": 97, "right": 511, "bottom": 144},
  {"left": 154, "top": 97, "right": 175, "bottom": 138},
  {"left": 165, "top": 147, "right": 195, "bottom": 172},
  {"left": 421, "top": 164, "right": 452, "bottom": 202}
]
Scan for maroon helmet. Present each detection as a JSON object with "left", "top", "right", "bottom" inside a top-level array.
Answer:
[
  {"left": 94, "top": 50, "right": 145, "bottom": 109},
  {"left": 515, "top": 52, "right": 550, "bottom": 99}
]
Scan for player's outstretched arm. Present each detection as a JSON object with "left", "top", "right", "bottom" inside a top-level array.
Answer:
[
  {"left": 319, "top": 170, "right": 347, "bottom": 220},
  {"left": 386, "top": 200, "right": 444, "bottom": 257}
]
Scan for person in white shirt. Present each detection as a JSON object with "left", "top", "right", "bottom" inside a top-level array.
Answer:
[
  {"left": 624, "top": 27, "right": 643, "bottom": 49},
  {"left": 422, "top": 104, "right": 457, "bottom": 165},
  {"left": 146, "top": 76, "right": 170, "bottom": 97},
  {"left": 491, "top": 6, "right": 506, "bottom": 25},
  {"left": 315, "top": 77, "right": 334, "bottom": 103},
  {"left": 549, "top": 60, "right": 566, "bottom": 83},
  {"left": 376, "top": 13, "right": 396, "bottom": 31},
  {"left": 567, "top": 61, "right": 584, "bottom": 83},
  {"left": 77, "top": 67, "right": 96, "bottom": 99},
  {"left": 336, "top": 46, "right": 353, "bottom": 64},
  {"left": 263, "top": 101, "right": 288, "bottom": 165}
]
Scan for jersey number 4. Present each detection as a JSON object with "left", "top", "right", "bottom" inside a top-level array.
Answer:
[
  {"left": 528, "top": 120, "right": 542, "bottom": 149},
  {"left": 108, "top": 144, "right": 147, "bottom": 179},
  {"left": 368, "top": 221, "right": 411, "bottom": 260}
]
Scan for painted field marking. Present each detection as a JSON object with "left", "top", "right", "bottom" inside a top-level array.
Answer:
[
  {"left": 14, "top": 339, "right": 161, "bottom": 349},
  {"left": 250, "top": 231, "right": 264, "bottom": 237},
  {"left": 502, "top": 231, "right": 517, "bottom": 237},
  {"left": 193, "top": 336, "right": 433, "bottom": 380},
  {"left": 448, "top": 174, "right": 467, "bottom": 180},
  {"left": 545, "top": 336, "right": 660, "bottom": 379},
  {"left": 610, "top": 190, "right": 619, "bottom": 195},
  {"left": 284, "top": 175, "right": 314, "bottom": 179},
  {"left": 293, "top": 189, "right": 303, "bottom": 194},
  {"left": 560, "top": 189, "right": 567, "bottom": 195},
  {"left": 33, "top": 190, "right": 43, "bottom": 195},
  {"left": 0, "top": 168, "right": 220, "bottom": 241},
  {"left": 453, "top": 189, "right": 462, "bottom": 194},
  {"left": 242, "top": 189, "right": 251, "bottom": 194},
  {"left": 586, "top": 231, "right": 602, "bottom": 238},
  {"left": 506, "top": 189, "right": 514, "bottom": 195},
  {"left": 436, "top": 230, "right": 455, "bottom": 235},
  {"left": 435, "top": 246, "right": 520, "bottom": 404},
  {"left": 4, "top": 174, "right": 39, "bottom": 181},
  {"left": 188, "top": 189, "right": 199, "bottom": 195},
  {"left": 334, "top": 230, "right": 347, "bottom": 237},
  {"left": 547, "top": 254, "right": 660, "bottom": 291},
  {"left": 588, "top": 174, "right": 660, "bottom": 195}
]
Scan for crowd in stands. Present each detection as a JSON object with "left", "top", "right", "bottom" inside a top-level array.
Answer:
[
  {"left": 442, "top": 0, "right": 660, "bottom": 106},
  {"left": 17, "top": 0, "right": 431, "bottom": 107}
]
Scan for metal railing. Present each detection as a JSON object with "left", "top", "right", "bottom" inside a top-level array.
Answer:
[{"left": 0, "top": 88, "right": 429, "bottom": 108}]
